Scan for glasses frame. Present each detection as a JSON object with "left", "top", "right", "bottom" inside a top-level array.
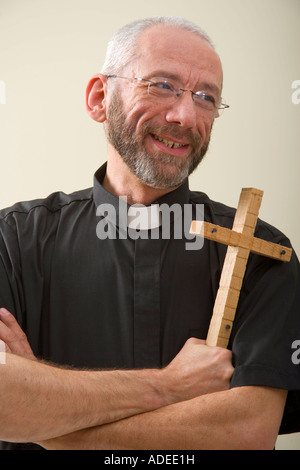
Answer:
[{"left": 106, "top": 75, "right": 229, "bottom": 115}]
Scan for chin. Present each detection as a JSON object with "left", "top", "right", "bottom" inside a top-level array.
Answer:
[{"left": 139, "top": 165, "right": 189, "bottom": 190}]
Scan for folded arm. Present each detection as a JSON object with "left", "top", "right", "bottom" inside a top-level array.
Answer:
[
  {"left": 39, "top": 385, "right": 287, "bottom": 450},
  {"left": 0, "top": 353, "right": 167, "bottom": 443},
  {"left": 0, "top": 308, "right": 234, "bottom": 444}
]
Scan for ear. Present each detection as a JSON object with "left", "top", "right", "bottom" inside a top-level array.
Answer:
[{"left": 86, "top": 74, "right": 108, "bottom": 122}]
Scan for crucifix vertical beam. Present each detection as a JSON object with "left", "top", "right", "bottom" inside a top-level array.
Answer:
[
  {"left": 206, "top": 188, "right": 263, "bottom": 347},
  {"left": 190, "top": 188, "right": 292, "bottom": 348}
]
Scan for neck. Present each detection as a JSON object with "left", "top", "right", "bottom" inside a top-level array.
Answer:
[{"left": 103, "top": 147, "right": 178, "bottom": 206}]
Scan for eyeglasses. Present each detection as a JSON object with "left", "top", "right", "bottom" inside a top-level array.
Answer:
[{"left": 107, "top": 75, "right": 229, "bottom": 117}]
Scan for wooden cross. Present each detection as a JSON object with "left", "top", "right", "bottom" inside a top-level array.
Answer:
[{"left": 190, "top": 188, "right": 292, "bottom": 348}]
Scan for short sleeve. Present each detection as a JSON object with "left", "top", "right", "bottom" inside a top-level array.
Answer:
[
  {"left": 0, "top": 218, "right": 24, "bottom": 323},
  {"left": 229, "top": 230, "right": 300, "bottom": 433}
]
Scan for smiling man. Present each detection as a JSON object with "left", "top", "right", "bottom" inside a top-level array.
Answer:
[
  {"left": 0, "top": 17, "right": 300, "bottom": 450},
  {"left": 88, "top": 21, "right": 223, "bottom": 204}
]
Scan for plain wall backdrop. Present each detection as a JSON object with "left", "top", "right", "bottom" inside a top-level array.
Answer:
[{"left": 0, "top": 0, "right": 299, "bottom": 449}]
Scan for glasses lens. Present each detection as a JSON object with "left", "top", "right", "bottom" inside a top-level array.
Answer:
[
  {"left": 193, "top": 92, "right": 216, "bottom": 112},
  {"left": 146, "top": 78, "right": 229, "bottom": 117},
  {"left": 148, "top": 80, "right": 176, "bottom": 100}
]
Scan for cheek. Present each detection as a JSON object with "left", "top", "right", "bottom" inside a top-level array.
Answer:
[
  {"left": 127, "top": 101, "right": 165, "bottom": 133},
  {"left": 198, "top": 117, "right": 214, "bottom": 144}
]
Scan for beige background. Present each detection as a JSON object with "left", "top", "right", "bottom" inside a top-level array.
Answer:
[{"left": 0, "top": 0, "right": 299, "bottom": 449}]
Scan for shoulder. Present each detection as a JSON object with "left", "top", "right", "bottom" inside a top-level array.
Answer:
[
  {"left": 189, "top": 189, "right": 236, "bottom": 224},
  {"left": 189, "top": 189, "right": 291, "bottom": 246},
  {"left": 0, "top": 187, "right": 93, "bottom": 223}
]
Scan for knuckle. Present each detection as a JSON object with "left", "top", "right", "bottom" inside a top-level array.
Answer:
[
  {"left": 5, "top": 330, "right": 17, "bottom": 343},
  {"left": 224, "top": 365, "right": 234, "bottom": 381},
  {"left": 3, "top": 312, "right": 16, "bottom": 325},
  {"left": 186, "top": 337, "right": 199, "bottom": 346},
  {"left": 17, "top": 329, "right": 28, "bottom": 342},
  {"left": 185, "top": 337, "right": 195, "bottom": 345},
  {"left": 218, "top": 347, "right": 232, "bottom": 361},
  {"left": 7, "top": 329, "right": 26, "bottom": 344},
  {"left": 18, "top": 330, "right": 27, "bottom": 342}
]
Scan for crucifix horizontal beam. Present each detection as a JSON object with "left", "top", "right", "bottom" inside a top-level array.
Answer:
[
  {"left": 191, "top": 221, "right": 292, "bottom": 263},
  {"left": 190, "top": 188, "right": 292, "bottom": 348}
]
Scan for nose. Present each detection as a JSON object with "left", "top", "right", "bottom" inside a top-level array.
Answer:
[{"left": 165, "top": 91, "right": 197, "bottom": 129}]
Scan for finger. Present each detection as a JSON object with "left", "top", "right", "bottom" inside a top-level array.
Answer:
[
  {"left": 0, "top": 323, "right": 14, "bottom": 356},
  {"left": 186, "top": 337, "right": 206, "bottom": 345},
  {"left": 0, "top": 308, "right": 35, "bottom": 360},
  {"left": 0, "top": 308, "right": 21, "bottom": 330},
  {"left": 0, "top": 308, "right": 26, "bottom": 344},
  {"left": 0, "top": 309, "right": 29, "bottom": 344},
  {"left": 0, "top": 315, "right": 14, "bottom": 343}
]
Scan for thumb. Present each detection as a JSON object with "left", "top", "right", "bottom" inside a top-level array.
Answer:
[{"left": 188, "top": 337, "right": 206, "bottom": 345}]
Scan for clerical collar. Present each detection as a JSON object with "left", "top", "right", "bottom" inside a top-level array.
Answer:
[{"left": 93, "top": 162, "right": 191, "bottom": 230}]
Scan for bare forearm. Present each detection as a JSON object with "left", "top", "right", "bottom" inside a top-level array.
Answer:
[
  {"left": 0, "top": 336, "right": 235, "bottom": 444},
  {"left": 0, "top": 353, "right": 168, "bottom": 443},
  {"left": 40, "top": 387, "right": 286, "bottom": 450}
]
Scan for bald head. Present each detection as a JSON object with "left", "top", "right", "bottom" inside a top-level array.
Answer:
[{"left": 101, "top": 16, "right": 218, "bottom": 77}]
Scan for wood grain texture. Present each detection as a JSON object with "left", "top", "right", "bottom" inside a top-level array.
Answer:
[{"left": 190, "top": 188, "right": 292, "bottom": 348}]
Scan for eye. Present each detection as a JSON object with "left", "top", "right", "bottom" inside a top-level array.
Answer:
[
  {"left": 150, "top": 80, "right": 175, "bottom": 92},
  {"left": 196, "top": 91, "right": 215, "bottom": 104},
  {"left": 194, "top": 91, "right": 216, "bottom": 109}
]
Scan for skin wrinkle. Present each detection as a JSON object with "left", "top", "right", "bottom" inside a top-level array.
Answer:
[
  {"left": 0, "top": 21, "right": 289, "bottom": 451},
  {"left": 102, "top": 25, "right": 222, "bottom": 199},
  {"left": 105, "top": 87, "right": 210, "bottom": 190}
]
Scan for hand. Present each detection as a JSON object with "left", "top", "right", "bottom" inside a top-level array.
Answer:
[
  {"left": 0, "top": 308, "right": 36, "bottom": 360},
  {"left": 163, "top": 337, "right": 234, "bottom": 403}
]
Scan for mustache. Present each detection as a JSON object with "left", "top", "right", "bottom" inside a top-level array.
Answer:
[{"left": 141, "top": 123, "right": 202, "bottom": 150}]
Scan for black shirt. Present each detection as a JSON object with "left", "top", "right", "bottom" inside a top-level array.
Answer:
[{"left": 0, "top": 163, "right": 299, "bottom": 449}]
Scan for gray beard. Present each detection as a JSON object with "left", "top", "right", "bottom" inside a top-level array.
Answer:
[{"left": 105, "top": 91, "right": 211, "bottom": 190}]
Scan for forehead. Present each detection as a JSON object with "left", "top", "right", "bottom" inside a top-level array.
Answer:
[{"left": 129, "top": 25, "right": 223, "bottom": 90}]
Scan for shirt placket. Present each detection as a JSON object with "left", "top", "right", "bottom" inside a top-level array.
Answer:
[{"left": 133, "top": 235, "right": 161, "bottom": 368}]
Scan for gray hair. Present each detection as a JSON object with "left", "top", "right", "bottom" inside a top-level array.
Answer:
[{"left": 101, "top": 16, "right": 214, "bottom": 76}]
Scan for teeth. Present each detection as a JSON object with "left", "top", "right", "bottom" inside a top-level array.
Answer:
[{"left": 153, "top": 134, "right": 185, "bottom": 149}]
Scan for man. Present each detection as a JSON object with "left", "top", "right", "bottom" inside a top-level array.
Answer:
[{"left": 0, "top": 17, "right": 299, "bottom": 450}]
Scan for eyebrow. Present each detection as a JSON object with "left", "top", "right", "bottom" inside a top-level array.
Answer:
[{"left": 143, "top": 70, "right": 221, "bottom": 97}]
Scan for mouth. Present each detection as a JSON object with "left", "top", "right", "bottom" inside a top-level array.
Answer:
[
  {"left": 151, "top": 134, "right": 188, "bottom": 150},
  {"left": 149, "top": 134, "right": 190, "bottom": 158}
]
